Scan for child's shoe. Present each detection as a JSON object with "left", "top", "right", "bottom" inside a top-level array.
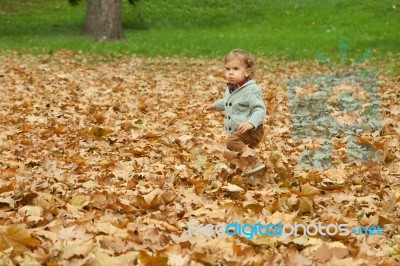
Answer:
[{"left": 241, "top": 161, "right": 266, "bottom": 177}]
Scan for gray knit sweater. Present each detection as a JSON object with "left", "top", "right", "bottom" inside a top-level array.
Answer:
[{"left": 214, "top": 80, "right": 266, "bottom": 134}]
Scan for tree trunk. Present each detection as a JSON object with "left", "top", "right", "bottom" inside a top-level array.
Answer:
[
  {"left": 81, "top": 0, "right": 98, "bottom": 35},
  {"left": 82, "top": 0, "right": 124, "bottom": 41}
]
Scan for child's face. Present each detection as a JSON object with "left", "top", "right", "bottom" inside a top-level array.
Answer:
[{"left": 225, "top": 58, "right": 250, "bottom": 84}]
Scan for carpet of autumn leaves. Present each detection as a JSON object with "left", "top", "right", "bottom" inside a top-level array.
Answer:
[{"left": 0, "top": 51, "right": 399, "bottom": 266}]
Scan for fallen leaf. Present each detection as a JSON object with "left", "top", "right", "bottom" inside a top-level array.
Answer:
[
  {"left": 0, "top": 224, "right": 40, "bottom": 255},
  {"left": 60, "top": 239, "right": 96, "bottom": 260}
]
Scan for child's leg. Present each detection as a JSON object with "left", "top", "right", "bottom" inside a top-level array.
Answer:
[
  {"left": 224, "top": 127, "right": 265, "bottom": 170},
  {"left": 224, "top": 126, "right": 265, "bottom": 173},
  {"left": 226, "top": 126, "right": 264, "bottom": 153}
]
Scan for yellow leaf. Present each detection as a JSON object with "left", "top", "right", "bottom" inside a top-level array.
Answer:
[
  {"left": 300, "top": 183, "right": 320, "bottom": 198},
  {"left": 70, "top": 194, "right": 90, "bottom": 209},
  {"left": 0, "top": 224, "right": 40, "bottom": 255},
  {"left": 86, "top": 127, "right": 111, "bottom": 138},
  {"left": 297, "top": 197, "right": 314, "bottom": 215}
]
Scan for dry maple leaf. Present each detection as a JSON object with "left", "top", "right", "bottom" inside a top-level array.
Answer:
[
  {"left": 0, "top": 224, "right": 40, "bottom": 255},
  {"left": 300, "top": 183, "right": 320, "bottom": 198},
  {"left": 60, "top": 238, "right": 96, "bottom": 260}
]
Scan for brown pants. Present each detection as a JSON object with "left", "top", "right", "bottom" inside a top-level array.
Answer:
[{"left": 226, "top": 126, "right": 264, "bottom": 153}]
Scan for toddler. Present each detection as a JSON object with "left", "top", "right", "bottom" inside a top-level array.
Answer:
[{"left": 201, "top": 49, "right": 266, "bottom": 176}]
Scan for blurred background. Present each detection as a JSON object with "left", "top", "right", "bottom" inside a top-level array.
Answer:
[{"left": 0, "top": 0, "right": 399, "bottom": 64}]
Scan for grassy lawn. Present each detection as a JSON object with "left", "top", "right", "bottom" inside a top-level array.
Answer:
[{"left": 0, "top": 0, "right": 399, "bottom": 64}]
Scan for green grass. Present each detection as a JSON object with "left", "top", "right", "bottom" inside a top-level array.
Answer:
[{"left": 0, "top": 0, "right": 399, "bottom": 63}]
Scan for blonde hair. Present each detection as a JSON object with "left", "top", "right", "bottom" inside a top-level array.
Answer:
[{"left": 224, "top": 49, "right": 256, "bottom": 78}]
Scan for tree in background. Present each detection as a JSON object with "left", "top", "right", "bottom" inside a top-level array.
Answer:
[{"left": 69, "top": 0, "right": 138, "bottom": 41}]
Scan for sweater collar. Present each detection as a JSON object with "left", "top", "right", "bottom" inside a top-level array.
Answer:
[{"left": 228, "top": 78, "right": 250, "bottom": 93}]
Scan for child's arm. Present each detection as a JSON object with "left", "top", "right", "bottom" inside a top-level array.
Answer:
[
  {"left": 200, "top": 103, "right": 216, "bottom": 112},
  {"left": 213, "top": 97, "right": 226, "bottom": 111}
]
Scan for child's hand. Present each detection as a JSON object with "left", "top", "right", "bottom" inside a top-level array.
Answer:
[
  {"left": 236, "top": 122, "right": 254, "bottom": 133},
  {"left": 200, "top": 104, "right": 215, "bottom": 112}
]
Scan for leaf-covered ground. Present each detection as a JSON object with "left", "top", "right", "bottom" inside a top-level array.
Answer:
[{"left": 0, "top": 52, "right": 399, "bottom": 265}]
